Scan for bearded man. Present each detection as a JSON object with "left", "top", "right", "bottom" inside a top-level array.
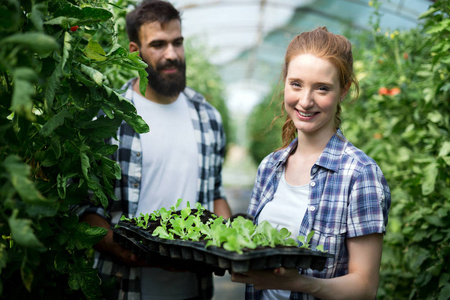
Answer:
[{"left": 79, "top": 1, "right": 231, "bottom": 299}]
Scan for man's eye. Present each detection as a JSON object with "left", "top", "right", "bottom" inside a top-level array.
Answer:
[
  {"left": 151, "top": 42, "right": 164, "bottom": 48},
  {"left": 174, "top": 40, "right": 184, "bottom": 46}
]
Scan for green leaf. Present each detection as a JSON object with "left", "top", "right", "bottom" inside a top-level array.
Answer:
[
  {"left": 128, "top": 51, "right": 148, "bottom": 68},
  {"left": 0, "top": 32, "right": 59, "bottom": 56},
  {"left": 2, "top": 155, "right": 45, "bottom": 203},
  {"left": 45, "top": 63, "right": 62, "bottom": 110},
  {"left": 80, "top": 64, "right": 104, "bottom": 86},
  {"left": 424, "top": 215, "right": 446, "bottom": 227},
  {"left": 8, "top": 210, "right": 45, "bottom": 251},
  {"left": 39, "top": 109, "right": 72, "bottom": 136},
  {"left": 68, "top": 254, "right": 102, "bottom": 298},
  {"left": 30, "top": 2, "right": 47, "bottom": 32},
  {"left": 0, "top": 243, "right": 8, "bottom": 275},
  {"left": 0, "top": 0, "right": 20, "bottom": 31},
  {"left": 80, "top": 152, "right": 90, "bottom": 180},
  {"left": 439, "top": 283, "right": 450, "bottom": 300},
  {"left": 20, "top": 262, "right": 34, "bottom": 292},
  {"left": 138, "top": 69, "right": 148, "bottom": 96},
  {"left": 62, "top": 31, "right": 72, "bottom": 70},
  {"left": 439, "top": 141, "right": 450, "bottom": 157},
  {"left": 67, "top": 222, "right": 107, "bottom": 250},
  {"left": 422, "top": 162, "right": 438, "bottom": 195},
  {"left": 84, "top": 39, "right": 107, "bottom": 61},
  {"left": 81, "top": 115, "right": 122, "bottom": 139},
  {"left": 11, "top": 67, "right": 38, "bottom": 120},
  {"left": 44, "top": 16, "right": 79, "bottom": 27},
  {"left": 54, "top": 3, "right": 113, "bottom": 24}
]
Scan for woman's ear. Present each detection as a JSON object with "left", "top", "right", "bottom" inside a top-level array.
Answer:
[{"left": 129, "top": 42, "right": 140, "bottom": 54}]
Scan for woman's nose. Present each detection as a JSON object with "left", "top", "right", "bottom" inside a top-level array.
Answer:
[{"left": 298, "top": 90, "right": 314, "bottom": 108}]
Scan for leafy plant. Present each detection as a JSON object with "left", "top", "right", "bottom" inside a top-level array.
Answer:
[
  {"left": 0, "top": 0, "right": 148, "bottom": 298},
  {"left": 342, "top": 1, "right": 449, "bottom": 299},
  {"left": 121, "top": 201, "right": 323, "bottom": 255}
]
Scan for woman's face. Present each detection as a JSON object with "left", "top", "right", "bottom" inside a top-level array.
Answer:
[{"left": 284, "top": 53, "right": 344, "bottom": 139}]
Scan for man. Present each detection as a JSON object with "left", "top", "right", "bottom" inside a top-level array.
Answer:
[{"left": 80, "top": 1, "right": 231, "bottom": 299}]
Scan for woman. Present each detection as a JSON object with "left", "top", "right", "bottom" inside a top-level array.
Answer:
[{"left": 231, "top": 27, "right": 391, "bottom": 300}]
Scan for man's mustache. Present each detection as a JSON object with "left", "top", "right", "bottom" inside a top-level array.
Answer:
[{"left": 155, "top": 59, "right": 182, "bottom": 71}]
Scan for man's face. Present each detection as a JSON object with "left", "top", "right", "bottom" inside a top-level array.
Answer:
[{"left": 136, "top": 20, "right": 186, "bottom": 98}]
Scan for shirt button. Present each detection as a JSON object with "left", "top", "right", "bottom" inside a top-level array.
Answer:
[
  {"left": 310, "top": 181, "right": 316, "bottom": 187},
  {"left": 309, "top": 206, "right": 316, "bottom": 212},
  {"left": 136, "top": 152, "right": 141, "bottom": 157},
  {"left": 133, "top": 183, "right": 139, "bottom": 188}
]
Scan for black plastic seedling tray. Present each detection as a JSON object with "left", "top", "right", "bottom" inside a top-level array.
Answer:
[{"left": 113, "top": 221, "right": 333, "bottom": 276}]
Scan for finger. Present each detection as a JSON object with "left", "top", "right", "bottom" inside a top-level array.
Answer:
[{"left": 274, "top": 267, "right": 286, "bottom": 275}]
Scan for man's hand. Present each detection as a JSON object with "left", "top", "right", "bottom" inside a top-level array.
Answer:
[{"left": 80, "top": 213, "right": 147, "bottom": 267}]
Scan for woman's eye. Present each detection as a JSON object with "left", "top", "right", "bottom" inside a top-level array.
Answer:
[
  {"left": 291, "top": 82, "right": 301, "bottom": 87},
  {"left": 318, "top": 86, "right": 330, "bottom": 91}
]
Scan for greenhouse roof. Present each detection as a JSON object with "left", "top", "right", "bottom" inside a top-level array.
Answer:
[{"left": 173, "top": 0, "right": 433, "bottom": 112}]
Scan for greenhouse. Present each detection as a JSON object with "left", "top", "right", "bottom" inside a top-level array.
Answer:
[{"left": 0, "top": 0, "right": 448, "bottom": 299}]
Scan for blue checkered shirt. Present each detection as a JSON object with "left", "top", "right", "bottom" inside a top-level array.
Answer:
[
  {"left": 81, "top": 80, "right": 226, "bottom": 299},
  {"left": 245, "top": 129, "right": 391, "bottom": 300}
]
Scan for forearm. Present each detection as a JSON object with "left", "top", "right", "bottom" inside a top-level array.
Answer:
[
  {"left": 214, "top": 198, "right": 231, "bottom": 219},
  {"left": 292, "top": 272, "right": 378, "bottom": 300}
]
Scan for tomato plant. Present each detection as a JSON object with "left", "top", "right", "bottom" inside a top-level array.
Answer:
[
  {"left": 343, "top": 1, "right": 450, "bottom": 299},
  {"left": 0, "top": 0, "right": 148, "bottom": 298}
]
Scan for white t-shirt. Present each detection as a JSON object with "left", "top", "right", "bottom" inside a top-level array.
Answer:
[
  {"left": 126, "top": 88, "right": 199, "bottom": 299},
  {"left": 258, "top": 167, "right": 309, "bottom": 300}
]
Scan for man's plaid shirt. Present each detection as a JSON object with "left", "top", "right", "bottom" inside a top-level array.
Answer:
[
  {"left": 245, "top": 130, "right": 391, "bottom": 300},
  {"left": 80, "top": 80, "right": 227, "bottom": 300}
]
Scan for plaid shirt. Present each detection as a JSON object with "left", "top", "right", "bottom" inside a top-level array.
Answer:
[
  {"left": 83, "top": 80, "right": 226, "bottom": 300},
  {"left": 246, "top": 129, "right": 391, "bottom": 300}
]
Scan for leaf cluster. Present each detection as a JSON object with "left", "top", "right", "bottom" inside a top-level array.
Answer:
[
  {"left": 0, "top": 0, "right": 148, "bottom": 298},
  {"left": 121, "top": 200, "right": 323, "bottom": 255},
  {"left": 341, "top": 1, "right": 449, "bottom": 299}
]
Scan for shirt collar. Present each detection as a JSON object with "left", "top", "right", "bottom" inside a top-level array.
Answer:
[
  {"left": 315, "top": 129, "right": 347, "bottom": 173},
  {"left": 274, "top": 129, "right": 347, "bottom": 173}
]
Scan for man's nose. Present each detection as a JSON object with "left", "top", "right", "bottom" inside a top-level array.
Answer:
[{"left": 164, "top": 44, "right": 177, "bottom": 60}]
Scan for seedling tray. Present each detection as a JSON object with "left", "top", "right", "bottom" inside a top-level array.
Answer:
[{"left": 113, "top": 221, "right": 333, "bottom": 276}]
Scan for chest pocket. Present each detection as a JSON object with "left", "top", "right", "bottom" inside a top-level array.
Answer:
[{"left": 309, "top": 173, "right": 349, "bottom": 273}]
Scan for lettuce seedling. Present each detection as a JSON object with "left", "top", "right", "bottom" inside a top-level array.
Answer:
[
  {"left": 152, "top": 226, "right": 174, "bottom": 240},
  {"left": 298, "top": 230, "right": 315, "bottom": 249}
]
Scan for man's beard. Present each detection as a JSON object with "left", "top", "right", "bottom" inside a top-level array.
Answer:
[{"left": 142, "top": 56, "right": 186, "bottom": 98}]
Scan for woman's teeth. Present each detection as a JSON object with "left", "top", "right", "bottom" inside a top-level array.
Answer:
[{"left": 299, "top": 111, "right": 315, "bottom": 117}]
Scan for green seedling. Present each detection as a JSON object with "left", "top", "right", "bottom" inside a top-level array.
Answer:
[
  {"left": 121, "top": 201, "right": 325, "bottom": 253},
  {"left": 298, "top": 230, "right": 315, "bottom": 249}
]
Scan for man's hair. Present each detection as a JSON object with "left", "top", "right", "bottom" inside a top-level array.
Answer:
[{"left": 126, "top": 0, "right": 182, "bottom": 46}]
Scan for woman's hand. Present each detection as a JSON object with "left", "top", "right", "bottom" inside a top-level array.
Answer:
[{"left": 231, "top": 267, "right": 301, "bottom": 290}]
